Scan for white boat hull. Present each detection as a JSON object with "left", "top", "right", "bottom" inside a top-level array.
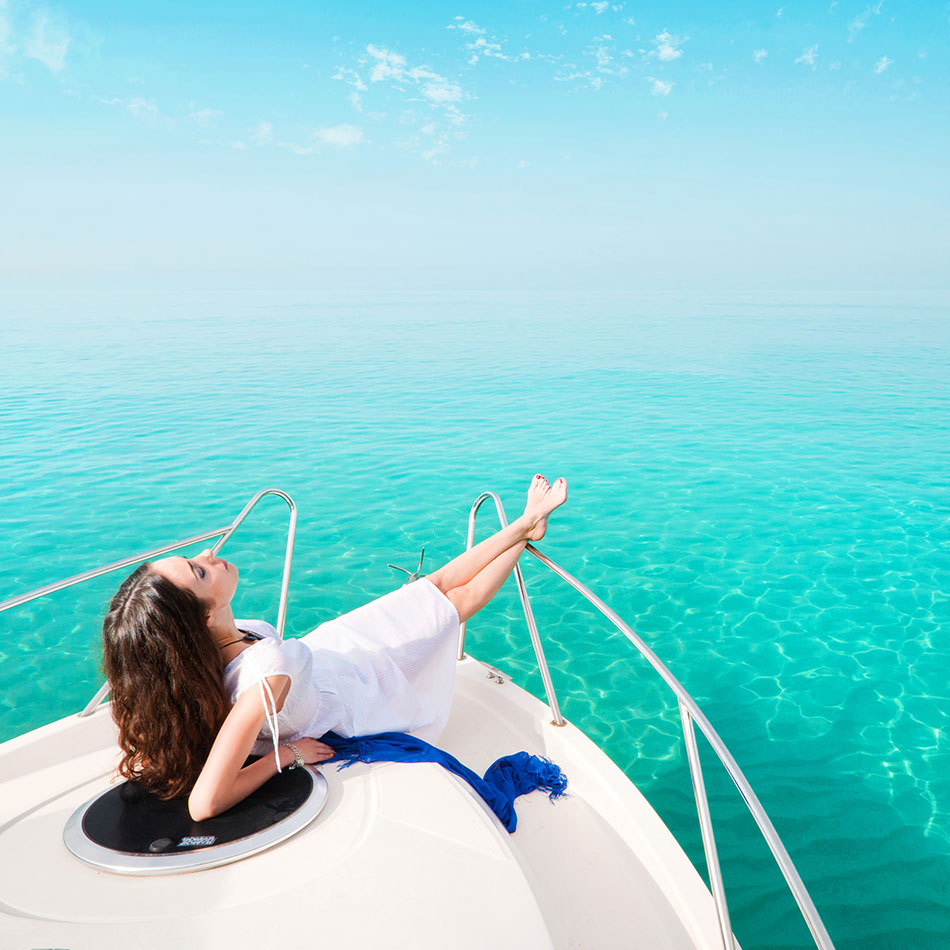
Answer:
[{"left": 0, "top": 656, "right": 738, "bottom": 949}]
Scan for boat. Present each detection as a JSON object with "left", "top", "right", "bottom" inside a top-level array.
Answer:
[{"left": 0, "top": 488, "right": 836, "bottom": 948}]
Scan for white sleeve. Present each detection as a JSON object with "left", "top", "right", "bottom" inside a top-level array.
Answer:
[{"left": 231, "top": 640, "right": 291, "bottom": 694}]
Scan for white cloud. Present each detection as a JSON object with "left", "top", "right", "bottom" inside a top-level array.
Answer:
[
  {"left": 848, "top": 1, "right": 884, "bottom": 41},
  {"left": 338, "top": 43, "right": 471, "bottom": 163},
  {"left": 579, "top": 34, "right": 629, "bottom": 80},
  {"left": 101, "top": 95, "right": 160, "bottom": 121},
  {"left": 366, "top": 44, "right": 406, "bottom": 83},
  {"left": 466, "top": 36, "right": 503, "bottom": 63},
  {"left": 885, "top": 75, "right": 921, "bottom": 102},
  {"left": 646, "top": 76, "right": 673, "bottom": 96},
  {"left": 795, "top": 45, "right": 818, "bottom": 68},
  {"left": 128, "top": 97, "right": 156, "bottom": 118},
  {"left": 251, "top": 121, "right": 273, "bottom": 143},
  {"left": 189, "top": 107, "right": 222, "bottom": 128},
  {"left": 591, "top": 1, "right": 609, "bottom": 13},
  {"left": 517, "top": 159, "right": 529, "bottom": 167},
  {"left": 381, "top": 51, "right": 465, "bottom": 119},
  {"left": 830, "top": 60, "right": 841, "bottom": 70},
  {"left": 333, "top": 66, "right": 367, "bottom": 92},
  {"left": 333, "top": 65, "right": 368, "bottom": 112},
  {"left": 657, "top": 110, "right": 668, "bottom": 120},
  {"left": 23, "top": 11, "right": 70, "bottom": 73},
  {"left": 873, "top": 55, "right": 892, "bottom": 74},
  {"left": 280, "top": 142, "right": 313, "bottom": 156},
  {"left": 447, "top": 18, "right": 485, "bottom": 35},
  {"left": 419, "top": 135, "right": 451, "bottom": 164},
  {"left": 313, "top": 123, "right": 363, "bottom": 147},
  {"left": 753, "top": 49, "right": 768, "bottom": 64},
  {"left": 268, "top": 124, "right": 366, "bottom": 156},
  {"left": 230, "top": 141, "right": 247, "bottom": 150},
  {"left": 421, "top": 77, "right": 463, "bottom": 103},
  {"left": 653, "top": 30, "right": 684, "bottom": 62},
  {"left": 363, "top": 44, "right": 467, "bottom": 110},
  {"left": 447, "top": 20, "right": 530, "bottom": 65},
  {"left": 442, "top": 104, "right": 467, "bottom": 126}
]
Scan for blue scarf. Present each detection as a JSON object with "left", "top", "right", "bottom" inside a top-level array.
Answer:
[{"left": 320, "top": 731, "right": 568, "bottom": 833}]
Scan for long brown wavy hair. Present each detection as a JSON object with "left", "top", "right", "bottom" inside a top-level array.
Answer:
[{"left": 102, "top": 563, "right": 231, "bottom": 799}]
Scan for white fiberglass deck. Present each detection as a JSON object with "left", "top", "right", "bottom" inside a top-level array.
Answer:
[{"left": 0, "top": 656, "right": 734, "bottom": 950}]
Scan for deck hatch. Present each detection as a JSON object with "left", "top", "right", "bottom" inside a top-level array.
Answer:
[{"left": 63, "top": 765, "right": 328, "bottom": 875}]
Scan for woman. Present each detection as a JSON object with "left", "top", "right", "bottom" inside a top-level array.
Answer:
[{"left": 102, "top": 474, "right": 568, "bottom": 822}]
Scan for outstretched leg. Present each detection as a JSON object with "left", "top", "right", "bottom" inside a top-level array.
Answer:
[
  {"left": 425, "top": 476, "right": 567, "bottom": 593},
  {"left": 428, "top": 476, "right": 568, "bottom": 625},
  {"left": 440, "top": 538, "right": 528, "bottom": 624}
]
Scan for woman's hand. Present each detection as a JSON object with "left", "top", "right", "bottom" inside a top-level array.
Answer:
[{"left": 290, "top": 738, "right": 336, "bottom": 765}]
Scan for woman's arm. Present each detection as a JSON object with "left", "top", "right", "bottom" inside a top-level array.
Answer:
[{"left": 187, "top": 675, "right": 333, "bottom": 821}]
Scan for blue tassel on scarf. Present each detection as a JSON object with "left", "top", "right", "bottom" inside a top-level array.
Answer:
[{"left": 320, "top": 731, "right": 568, "bottom": 833}]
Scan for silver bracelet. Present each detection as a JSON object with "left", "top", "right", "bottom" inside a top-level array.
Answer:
[{"left": 285, "top": 742, "right": 304, "bottom": 770}]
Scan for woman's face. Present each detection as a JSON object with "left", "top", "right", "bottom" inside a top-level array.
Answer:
[{"left": 151, "top": 549, "right": 239, "bottom": 616}]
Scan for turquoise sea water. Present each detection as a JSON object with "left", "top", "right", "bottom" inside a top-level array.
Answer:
[{"left": 1, "top": 291, "right": 948, "bottom": 949}]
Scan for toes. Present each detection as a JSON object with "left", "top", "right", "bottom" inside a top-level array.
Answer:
[{"left": 528, "top": 475, "right": 552, "bottom": 506}]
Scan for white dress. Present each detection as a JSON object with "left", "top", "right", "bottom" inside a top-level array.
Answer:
[{"left": 222, "top": 577, "right": 461, "bottom": 755}]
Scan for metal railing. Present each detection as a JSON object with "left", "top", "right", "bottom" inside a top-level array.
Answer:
[
  {"left": 457, "top": 492, "right": 565, "bottom": 726},
  {"left": 458, "top": 492, "right": 835, "bottom": 950},
  {"left": 0, "top": 488, "right": 297, "bottom": 718}
]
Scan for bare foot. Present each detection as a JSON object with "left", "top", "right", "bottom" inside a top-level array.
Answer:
[{"left": 523, "top": 475, "right": 568, "bottom": 541}]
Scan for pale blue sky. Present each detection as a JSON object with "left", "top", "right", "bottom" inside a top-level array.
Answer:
[{"left": 1, "top": 0, "right": 947, "bottom": 296}]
